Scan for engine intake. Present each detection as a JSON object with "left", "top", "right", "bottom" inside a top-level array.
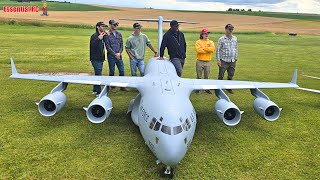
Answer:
[
  {"left": 253, "top": 98, "right": 280, "bottom": 121},
  {"left": 38, "top": 92, "right": 66, "bottom": 117},
  {"left": 86, "top": 96, "right": 112, "bottom": 123},
  {"left": 215, "top": 99, "right": 241, "bottom": 126}
]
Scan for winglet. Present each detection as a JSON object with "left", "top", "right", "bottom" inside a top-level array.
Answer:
[
  {"left": 290, "top": 69, "right": 298, "bottom": 84},
  {"left": 10, "top": 57, "right": 18, "bottom": 75}
]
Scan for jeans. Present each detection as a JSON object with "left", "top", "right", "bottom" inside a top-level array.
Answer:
[
  {"left": 170, "top": 58, "right": 185, "bottom": 77},
  {"left": 91, "top": 60, "right": 103, "bottom": 93},
  {"left": 130, "top": 59, "right": 144, "bottom": 76},
  {"left": 107, "top": 55, "right": 125, "bottom": 89}
]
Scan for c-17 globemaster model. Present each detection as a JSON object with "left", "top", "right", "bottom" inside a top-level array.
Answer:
[{"left": 10, "top": 16, "right": 299, "bottom": 178}]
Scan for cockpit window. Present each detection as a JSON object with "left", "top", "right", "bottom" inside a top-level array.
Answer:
[
  {"left": 161, "top": 125, "right": 172, "bottom": 135},
  {"left": 154, "top": 121, "right": 161, "bottom": 131},
  {"left": 183, "top": 118, "right": 192, "bottom": 131},
  {"left": 149, "top": 117, "right": 157, "bottom": 129},
  {"left": 173, "top": 125, "right": 182, "bottom": 135}
]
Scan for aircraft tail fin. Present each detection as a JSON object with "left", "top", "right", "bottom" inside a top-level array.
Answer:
[
  {"left": 290, "top": 69, "right": 298, "bottom": 84},
  {"left": 10, "top": 57, "right": 18, "bottom": 75}
]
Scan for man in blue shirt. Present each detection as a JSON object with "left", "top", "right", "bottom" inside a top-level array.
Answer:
[{"left": 105, "top": 19, "right": 128, "bottom": 92}]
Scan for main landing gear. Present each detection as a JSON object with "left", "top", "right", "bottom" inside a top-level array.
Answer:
[{"left": 160, "top": 166, "right": 174, "bottom": 179}]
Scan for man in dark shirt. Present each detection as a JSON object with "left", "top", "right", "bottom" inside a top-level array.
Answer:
[
  {"left": 159, "top": 20, "right": 187, "bottom": 77},
  {"left": 90, "top": 22, "right": 108, "bottom": 95},
  {"left": 105, "top": 19, "right": 128, "bottom": 92}
]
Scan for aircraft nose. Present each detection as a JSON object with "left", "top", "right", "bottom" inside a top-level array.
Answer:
[{"left": 158, "top": 137, "right": 187, "bottom": 166}]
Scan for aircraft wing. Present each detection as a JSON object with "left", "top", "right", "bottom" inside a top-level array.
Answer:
[
  {"left": 10, "top": 59, "right": 140, "bottom": 88},
  {"left": 119, "top": 18, "right": 199, "bottom": 24},
  {"left": 183, "top": 69, "right": 299, "bottom": 90}
]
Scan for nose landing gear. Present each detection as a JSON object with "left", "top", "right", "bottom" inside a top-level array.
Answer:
[{"left": 160, "top": 166, "right": 174, "bottom": 179}]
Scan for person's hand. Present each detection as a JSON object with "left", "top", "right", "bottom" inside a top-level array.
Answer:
[
  {"left": 157, "top": 57, "right": 164, "bottom": 60},
  {"left": 98, "top": 32, "right": 106, "bottom": 40},
  {"left": 217, "top": 61, "right": 221, "bottom": 67},
  {"left": 115, "top": 53, "right": 121, "bottom": 60},
  {"left": 153, "top": 52, "right": 158, "bottom": 57}
]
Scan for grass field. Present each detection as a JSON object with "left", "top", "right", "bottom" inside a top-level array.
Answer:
[
  {"left": 0, "top": 24, "right": 319, "bottom": 179},
  {"left": 0, "top": 0, "right": 117, "bottom": 11},
  {"left": 175, "top": 10, "right": 320, "bottom": 21}
]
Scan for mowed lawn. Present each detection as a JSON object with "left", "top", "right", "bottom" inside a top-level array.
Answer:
[{"left": 0, "top": 24, "right": 319, "bottom": 179}]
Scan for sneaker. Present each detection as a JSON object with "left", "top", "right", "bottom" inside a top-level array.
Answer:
[
  {"left": 121, "top": 88, "right": 129, "bottom": 92},
  {"left": 205, "top": 90, "right": 212, "bottom": 94},
  {"left": 227, "top": 89, "right": 234, "bottom": 94},
  {"left": 194, "top": 90, "right": 200, "bottom": 94},
  {"left": 111, "top": 88, "right": 117, "bottom": 93},
  {"left": 92, "top": 91, "right": 98, "bottom": 95}
]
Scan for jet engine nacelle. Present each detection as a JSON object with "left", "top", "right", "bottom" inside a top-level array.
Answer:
[
  {"left": 38, "top": 92, "right": 67, "bottom": 117},
  {"left": 253, "top": 98, "right": 280, "bottom": 121},
  {"left": 215, "top": 99, "right": 241, "bottom": 126},
  {"left": 86, "top": 96, "right": 112, "bottom": 123}
]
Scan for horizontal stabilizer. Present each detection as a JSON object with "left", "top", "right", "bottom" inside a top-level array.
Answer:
[{"left": 303, "top": 74, "right": 320, "bottom": 80}]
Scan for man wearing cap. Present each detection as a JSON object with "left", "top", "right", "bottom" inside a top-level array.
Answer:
[
  {"left": 159, "top": 20, "right": 187, "bottom": 77},
  {"left": 195, "top": 28, "right": 215, "bottom": 94},
  {"left": 216, "top": 24, "right": 238, "bottom": 94},
  {"left": 105, "top": 19, "right": 128, "bottom": 92},
  {"left": 125, "top": 22, "right": 158, "bottom": 77},
  {"left": 90, "top": 21, "right": 108, "bottom": 95}
]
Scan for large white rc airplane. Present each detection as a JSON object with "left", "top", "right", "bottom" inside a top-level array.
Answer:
[{"left": 10, "top": 16, "right": 299, "bottom": 178}]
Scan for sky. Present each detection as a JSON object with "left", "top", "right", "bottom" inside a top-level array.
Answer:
[{"left": 61, "top": 0, "right": 320, "bottom": 14}]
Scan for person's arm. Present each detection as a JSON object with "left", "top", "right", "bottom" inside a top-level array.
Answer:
[
  {"left": 119, "top": 33, "right": 123, "bottom": 54},
  {"left": 235, "top": 38, "right": 238, "bottom": 60},
  {"left": 145, "top": 35, "right": 157, "bottom": 56},
  {"left": 159, "top": 33, "right": 168, "bottom": 58},
  {"left": 125, "top": 39, "right": 134, "bottom": 60},
  {"left": 90, "top": 34, "right": 100, "bottom": 47},
  {"left": 204, "top": 41, "right": 215, "bottom": 53},
  {"left": 195, "top": 40, "right": 207, "bottom": 54},
  {"left": 183, "top": 33, "right": 187, "bottom": 55},
  {"left": 216, "top": 38, "right": 222, "bottom": 66}
]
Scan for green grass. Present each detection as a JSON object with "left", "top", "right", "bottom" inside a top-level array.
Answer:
[
  {"left": 174, "top": 10, "right": 320, "bottom": 21},
  {"left": 0, "top": 0, "right": 117, "bottom": 11},
  {"left": 0, "top": 24, "right": 320, "bottom": 179}
]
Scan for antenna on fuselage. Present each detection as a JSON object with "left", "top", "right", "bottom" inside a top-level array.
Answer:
[{"left": 119, "top": 17, "right": 199, "bottom": 53}]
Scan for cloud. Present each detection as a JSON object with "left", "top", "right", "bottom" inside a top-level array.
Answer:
[
  {"left": 56, "top": 0, "right": 320, "bottom": 14},
  {"left": 179, "top": 0, "right": 287, "bottom": 4}
]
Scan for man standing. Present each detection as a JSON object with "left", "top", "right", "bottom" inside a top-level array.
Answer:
[
  {"left": 125, "top": 23, "right": 158, "bottom": 77},
  {"left": 105, "top": 19, "right": 128, "bottom": 92},
  {"left": 195, "top": 28, "right": 215, "bottom": 94},
  {"left": 216, "top": 24, "right": 238, "bottom": 94},
  {"left": 159, "top": 20, "right": 187, "bottom": 77},
  {"left": 90, "top": 21, "right": 108, "bottom": 95}
]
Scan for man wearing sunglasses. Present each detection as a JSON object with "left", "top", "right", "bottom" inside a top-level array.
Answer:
[
  {"left": 89, "top": 21, "right": 108, "bottom": 95},
  {"left": 125, "top": 23, "right": 158, "bottom": 77},
  {"left": 216, "top": 24, "right": 238, "bottom": 94},
  {"left": 105, "top": 19, "right": 128, "bottom": 92}
]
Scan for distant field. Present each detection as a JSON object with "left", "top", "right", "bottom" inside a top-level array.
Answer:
[
  {"left": 0, "top": 0, "right": 117, "bottom": 11},
  {"left": 0, "top": 24, "right": 319, "bottom": 179},
  {"left": 174, "top": 10, "right": 320, "bottom": 21}
]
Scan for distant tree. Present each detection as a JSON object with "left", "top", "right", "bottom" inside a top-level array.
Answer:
[
  {"left": 236, "top": 9, "right": 240, "bottom": 11},
  {"left": 248, "top": 9, "right": 252, "bottom": 11},
  {"left": 241, "top": 9, "right": 245, "bottom": 11},
  {"left": 227, "top": 8, "right": 233, "bottom": 11}
]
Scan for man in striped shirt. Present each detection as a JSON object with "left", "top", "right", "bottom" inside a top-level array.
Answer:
[{"left": 216, "top": 24, "right": 238, "bottom": 94}]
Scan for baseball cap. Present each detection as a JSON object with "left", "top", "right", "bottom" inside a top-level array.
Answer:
[
  {"left": 96, "top": 22, "right": 107, "bottom": 27},
  {"left": 109, "top": 19, "right": 119, "bottom": 25},
  {"left": 225, "top": 24, "right": 234, "bottom": 29},
  {"left": 200, "top": 28, "right": 210, "bottom": 34},
  {"left": 133, "top": 22, "right": 142, "bottom": 29},
  {"left": 170, "top": 20, "right": 180, "bottom": 27}
]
